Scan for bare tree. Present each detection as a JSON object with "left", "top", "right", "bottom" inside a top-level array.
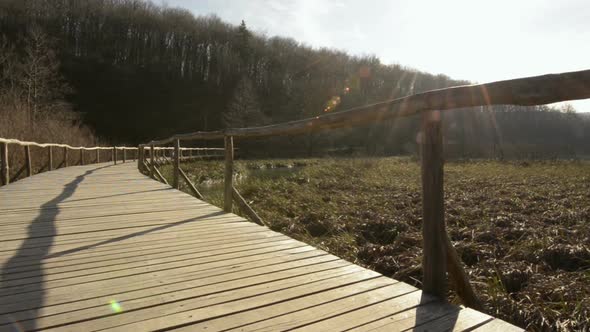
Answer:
[
  {"left": 20, "top": 26, "right": 71, "bottom": 121},
  {"left": 223, "top": 77, "right": 267, "bottom": 128}
]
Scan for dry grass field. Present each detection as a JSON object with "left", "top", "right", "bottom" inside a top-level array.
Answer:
[{"left": 163, "top": 157, "right": 590, "bottom": 331}]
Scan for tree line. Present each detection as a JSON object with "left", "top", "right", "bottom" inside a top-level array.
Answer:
[{"left": 0, "top": 0, "right": 588, "bottom": 158}]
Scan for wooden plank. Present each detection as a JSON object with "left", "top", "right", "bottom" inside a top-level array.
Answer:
[
  {"left": 0, "top": 213, "right": 250, "bottom": 251},
  {"left": 10, "top": 259, "right": 354, "bottom": 330},
  {"left": 0, "top": 226, "right": 273, "bottom": 263},
  {"left": 311, "top": 297, "right": 455, "bottom": 331},
  {"left": 0, "top": 216, "right": 256, "bottom": 254},
  {"left": 58, "top": 270, "right": 385, "bottom": 331},
  {"left": 0, "top": 241, "right": 307, "bottom": 294},
  {"left": 472, "top": 318, "right": 525, "bottom": 331},
  {"left": 180, "top": 282, "right": 418, "bottom": 331},
  {"left": 1, "top": 237, "right": 299, "bottom": 281},
  {"left": 0, "top": 221, "right": 259, "bottom": 257},
  {"left": 407, "top": 307, "right": 494, "bottom": 331},
  {"left": 1, "top": 235, "right": 289, "bottom": 276},
  {"left": 0, "top": 247, "right": 323, "bottom": 315}
]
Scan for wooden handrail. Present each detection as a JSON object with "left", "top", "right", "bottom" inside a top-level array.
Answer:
[
  {"left": 0, "top": 138, "right": 139, "bottom": 150},
  {"left": 137, "top": 69, "right": 590, "bottom": 309},
  {"left": 140, "top": 69, "right": 590, "bottom": 144},
  {"left": 0, "top": 137, "right": 141, "bottom": 186}
]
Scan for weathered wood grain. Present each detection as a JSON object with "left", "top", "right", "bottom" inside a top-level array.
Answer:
[
  {"left": 24, "top": 145, "right": 32, "bottom": 177},
  {"left": 232, "top": 186, "right": 267, "bottom": 227},
  {"left": 179, "top": 167, "right": 204, "bottom": 199},
  {"left": 173, "top": 139, "right": 180, "bottom": 189},
  {"left": 420, "top": 111, "right": 447, "bottom": 297},
  {"left": 224, "top": 135, "right": 233, "bottom": 212},
  {"left": 47, "top": 146, "right": 53, "bottom": 171},
  {"left": 1, "top": 142, "right": 8, "bottom": 185}
]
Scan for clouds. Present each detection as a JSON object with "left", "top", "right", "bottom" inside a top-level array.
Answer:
[{"left": 166, "top": 0, "right": 590, "bottom": 111}]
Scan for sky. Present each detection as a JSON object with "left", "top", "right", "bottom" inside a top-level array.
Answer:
[{"left": 165, "top": 0, "right": 590, "bottom": 112}]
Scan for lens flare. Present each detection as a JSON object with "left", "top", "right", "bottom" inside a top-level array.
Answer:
[
  {"left": 324, "top": 96, "right": 341, "bottom": 112},
  {"left": 109, "top": 300, "right": 123, "bottom": 313}
]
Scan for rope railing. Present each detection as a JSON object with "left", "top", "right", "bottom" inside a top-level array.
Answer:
[
  {"left": 136, "top": 69, "right": 590, "bottom": 309},
  {"left": 0, "top": 138, "right": 144, "bottom": 185},
  {"left": 0, "top": 138, "right": 138, "bottom": 150}
]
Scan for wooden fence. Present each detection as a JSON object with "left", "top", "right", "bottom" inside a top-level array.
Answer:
[
  {"left": 0, "top": 138, "right": 220, "bottom": 186},
  {"left": 137, "top": 69, "right": 590, "bottom": 309},
  {"left": 0, "top": 139, "right": 140, "bottom": 185}
]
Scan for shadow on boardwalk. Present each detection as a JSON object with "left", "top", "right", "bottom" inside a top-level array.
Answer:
[
  {"left": 414, "top": 292, "right": 460, "bottom": 329},
  {"left": 0, "top": 165, "right": 112, "bottom": 331}
]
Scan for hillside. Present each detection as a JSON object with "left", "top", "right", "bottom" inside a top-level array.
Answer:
[{"left": 0, "top": 0, "right": 588, "bottom": 158}]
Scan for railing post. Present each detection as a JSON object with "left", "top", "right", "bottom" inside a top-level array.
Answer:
[
  {"left": 48, "top": 146, "right": 53, "bottom": 171},
  {"left": 96, "top": 149, "right": 100, "bottom": 163},
  {"left": 173, "top": 139, "right": 180, "bottom": 189},
  {"left": 79, "top": 149, "right": 84, "bottom": 165},
  {"left": 123, "top": 148, "right": 126, "bottom": 163},
  {"left": 64, "top": 147, "right": 69, "bottom": 167},
  {"left": 137, "top": 146, "right": 142, "bottom": 171},
  {"left": 25, "top": 146, "right": 32, "bottom": 177},
  {"left": 224, "top": 136, "right": 234, "bottom": 213},
  {"left": 113, "top": 147, "right": 117, "bottom": 165},
  {"left": 1, "top": 143, "right": 9, "bottom": 185},
  {"left": 150, "top": 144, "right": 155, "bottom": 179},
  {"left": 420, "top": 110, "right": 447, "bottom": 298}
]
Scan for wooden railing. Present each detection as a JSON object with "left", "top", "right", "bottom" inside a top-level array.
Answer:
[
  {"left": 0, "top": 138, "right": 138, "bottom": 185},
  {"left": 137, "top": 146, "right": 224, "bottom": 192},
  {"left": 137, "top": 69, "right": 590, "bottom": 308}
]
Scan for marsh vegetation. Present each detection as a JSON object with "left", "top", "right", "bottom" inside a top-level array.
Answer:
[{"left": 163, "top": 157, "right": 590, "bottom": 331}]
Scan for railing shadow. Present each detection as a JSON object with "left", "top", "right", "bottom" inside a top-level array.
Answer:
[
  {"left": 45, "top": 211, "right": 225, "bottom": 259},
  {"left": 413, "top": 292, "right": 459, "bottom": 330},
  {"left": 0, "top": 164, "right": 113, "bottom": 331}
]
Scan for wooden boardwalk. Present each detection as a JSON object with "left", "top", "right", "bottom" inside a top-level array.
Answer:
[{"left": 0, "top": 163, "right": 521, "bottom": 331}]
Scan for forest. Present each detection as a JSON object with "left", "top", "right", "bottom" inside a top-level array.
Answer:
[{"left": 0, "top": 0, "right": 589, "bottom": 158}]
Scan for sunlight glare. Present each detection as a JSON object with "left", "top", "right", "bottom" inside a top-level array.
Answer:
[{"left": 109, "top": 300, "right": 123, "bottom": 313}]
